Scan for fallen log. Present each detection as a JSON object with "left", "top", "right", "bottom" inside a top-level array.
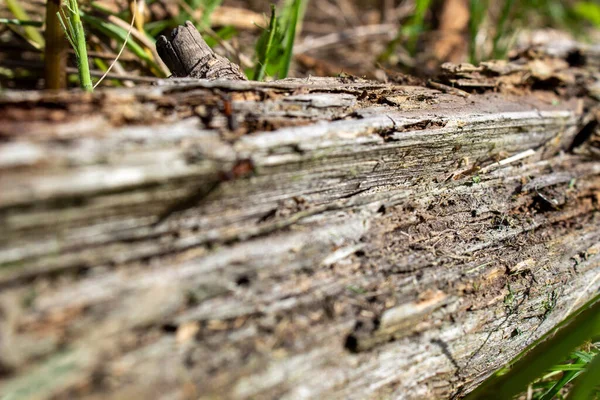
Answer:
[{"left": 1, "top": 29, "right": 600, "bottom": 400}]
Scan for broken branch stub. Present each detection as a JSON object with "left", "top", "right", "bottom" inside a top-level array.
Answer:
[{"left": 156, "top": 21, "right": 247, "bottom": 80}]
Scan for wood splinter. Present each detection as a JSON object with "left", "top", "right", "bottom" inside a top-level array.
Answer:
[{"left": 156, "top": 21, "right": 247, "bottom": 80}]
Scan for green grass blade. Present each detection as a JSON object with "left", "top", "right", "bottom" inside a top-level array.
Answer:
[
  {"left": 540, "top": 370, "right": 583, "bottom": 400},
  {"left": 573, "top": 350, "right": 596, "bottom": 363},
  {"left": 0, "top": 18, "right": 43, "bottom": 27},
  {"left": 89, "top": 2, "right": 121, "bottom": 18},
  {"left": 71, "top": 11, "right": 92, "bottom": 91},
  {"left": 548, "top": 364, "right": 589, "bottom": 372},
  {"left": 203, "top": 25, "right": 237, "bottom": 48},
  {"left": 180, "top": 0, "right": 223, "bottom": 30},
  {"left": 200, "top": 0, "right": 223, "bottom": 29},
  {"left": 468, "top": 0, "right": 488, "bottom": 64},
  {"left": 465, "top": 295, "right": 600, "bottom": 400},
  {"left": 6, "top": 0, "right": 45, "bottom": 48},
  {"left": 64, "top": 0, "right": 76, "bottom": 15},
  {"left": 406, "top": 0, "right": 432, "bottom": 54},
  {"left": 65, "top": 14, "right": 78, "bottom": 48},
  {"left": 377, "top": 30, "right": 402, "bottom": 63},
  {"left": 81, "top": 13, "right": 162, "bottom": 73},
  {"left": 279, "top": 0, "right": 301, "bottom": 78},
  {"left": 492, "top": 0, "right": 515, "bottom": 59},
  {"left": 56, "top": 12, "right": 77, "bottom": 54},
  {"left": 567, "top": 352, "right": 600, "bottom": 400},
  {"left": 378, "top": 0, "right": 431, "bottom": 61},
  {"left": 413, "top": 0, "right": 432, "bottom": 26},
  {"left": 573, "top": 2, "right": 600, "bottom": 27},
  {"left": 145, "top": 19, "right": 175, "bottom": 37},
  {"left": 253, "top": 5, "right": 278, "bottom": 81}
]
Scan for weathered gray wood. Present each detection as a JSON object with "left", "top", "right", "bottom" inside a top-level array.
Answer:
[
  {"left": 0, "top": 62, "right": 599, "bottom": 399},
  {"left": 156, "top": 21, "right": 247, "bottom": 80}
]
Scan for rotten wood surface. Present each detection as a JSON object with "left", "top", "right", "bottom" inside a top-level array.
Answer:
[{"left": 1, "top": 54, "right": 600, "bottom": 399}]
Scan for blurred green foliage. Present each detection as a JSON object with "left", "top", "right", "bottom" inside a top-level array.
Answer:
[{"left": 573, "top": 1, "right": 600, "bottom": 27}]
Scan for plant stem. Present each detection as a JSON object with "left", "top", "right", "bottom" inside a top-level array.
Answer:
[
  {"left": 57, "top": 0, "right": 93, "bottom": 91},
  {"left": 70, "top": 0, "right": 92, "bottom": 91},
  {"left": 44, "top": 0, "right": 67, "bottom": 89}
]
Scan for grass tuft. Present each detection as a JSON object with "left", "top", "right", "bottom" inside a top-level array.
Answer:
[
  {"left": 378, "top": 0, "right": 432, "bottom": 63},
  {"left": 251, "top": 0, "right": 304, "bottom": 81}
]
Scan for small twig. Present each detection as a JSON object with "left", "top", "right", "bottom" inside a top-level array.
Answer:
[
  {"left": 427, "top": 80, "right": 471, "bottom": 98},
  {"left": 80, "top": 68, "right": 162, "bottom": 83},
  {"left": 93, "top": 41, "right": 135, "bottom": 87},
  {"left": 478, "top": 149, "right": 537, "bottom": 174}
]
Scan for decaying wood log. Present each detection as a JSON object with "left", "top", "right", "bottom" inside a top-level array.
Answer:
[{"left": 1, "top": 28, "right": 600, "bottom": 400}]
